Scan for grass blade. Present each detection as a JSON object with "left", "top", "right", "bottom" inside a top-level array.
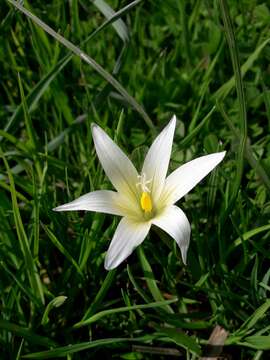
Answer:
[
  {"left": 219, "top": 0, "right": 247, "bottom": 224},
  {"left": 1, "top": 152, "right": 44, "bottom": 305},
  {"left": 7, "top": 0, "right": 155, "bottom": 131},
  {"left": 81, "top": 269, "right": 116, "bottom": 321},
  {"left": 213, "top": 37, "right": 270, "bottom": 101},
  {"left": 22, "top": 336, "right": 156, "bottom": 359},
  {"left": 42, "top": 224, "right": 83, "bottom": 278},
  {"left": 241, "top": 336, "right": 270, "bottom": 350},
  {"left": 93, "top": 0, "right": 129, "bottom": 42},
  {"left": 137, "top": 246, "right": 174, "bottom": 314},
  {"left": 225, "top": 223, "right": 270, "bottom": 258},
  {"left": 2, "top": 54, "right": 71, "bottom": 137},
  {"left": 157, "top": 327, "right": 201, "bottom": 355},
  {"left": 74, "top": 298, "right": 178, "bottom": 328},
  {"left": 0, "top": 320, "right": 56, "bottom": 348}
]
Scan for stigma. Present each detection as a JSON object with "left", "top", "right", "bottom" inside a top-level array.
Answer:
[
  {"left": 136, "top": 173, "right": 153, "bottom": 213},
  {"left": 140, "top": 191, "right": 152, "bottom": 212}
]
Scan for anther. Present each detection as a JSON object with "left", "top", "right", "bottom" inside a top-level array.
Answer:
[{"left": 140, "top": 192, "right": 152, "bottom": 213}]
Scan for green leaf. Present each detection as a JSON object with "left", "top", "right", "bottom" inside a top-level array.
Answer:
[
  {"left": 42, "top": 224, "right": 84, "bottom": 277},
  {"left": 7, "top": 0, "right": 155, "bottom": 132},
  {"left": 22, "top": 336, "right": 157, "bottom": 358},
  {"left": 74, "top": 298, "right": 178, "bottom": 328},
  {"left": 0, "top": 320, "right": 56, "bottom": 348},
  {"left": 2, "top": 54, "right": 71, "bottom": 137},
  {"left": 226, "top": 224, "right": 270, "bottom": 257},
  {"left": 1, "top": 152, "right": 44, "bottom": 305},
  {"left": 81, "top": 269, "right": 116, "bottom": 321},
  {"left": 93, "top": 0, "right": 129, "bottom": 43},
  {"left": 137, "top": 246, "right": 174, "bottom": 314},
  {"left": 157, "top": 328, "right": 201, "bottom": 355},
  {"left": 213, "top": 37, "right": 270, "bottom": 101},
  {"left": 238, "top": 299, "right": 270, "bottom": 333},
  {"left": 241, "top": 335, "right": 270, "bottom": 350}
]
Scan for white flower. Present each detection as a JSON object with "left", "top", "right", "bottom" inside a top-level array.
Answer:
[{"left": 53, "top": 116, "right": 225, "bottom": 270}]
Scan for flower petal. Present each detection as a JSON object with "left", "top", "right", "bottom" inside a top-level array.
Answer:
[
  {"left": 161, "top": 151, "right": 226, "bottom": 206},
  {"left": 105, "top": 217, "right": 151, "bottom": 270},
  {"left": 142, "top": 115, "right": 176, "bottom": 201},
  {"left": 152, "top": 205, "right": 190, "bottom": 264},
  {"left": 92, "top": 123, "right": 139, "bottom": 201},
  {"left": 53, "top": 190, "right": 125, "bottom": 216}
]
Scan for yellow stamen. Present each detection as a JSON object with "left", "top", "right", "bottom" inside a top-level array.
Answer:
[{"left": 140, "top": 192, "right": 152, "bottom": 212}]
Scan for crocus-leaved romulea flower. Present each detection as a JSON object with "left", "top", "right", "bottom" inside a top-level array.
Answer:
[{"left": 54, "top": 116, "right": 225, "bottom": 270}]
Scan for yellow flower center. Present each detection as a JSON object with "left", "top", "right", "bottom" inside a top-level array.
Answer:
[{"left": 140, "top": 191, "right": 152, "bottom": 212}]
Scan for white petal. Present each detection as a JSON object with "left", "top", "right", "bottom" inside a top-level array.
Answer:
[
  {"left": 92, "top": 123, "right": 139, "bottom": 201},
  {"left": 152, "top": 205, "right": 190, "bottom": 264},
  {"left": 161, "top": 151, "right": 226, "bottom": 206},
  {"left": 53, "top": 190, "right": 124, "bottom": 216},
  {"left": 142, "top": 115, "right": 176, "bottom": 201},
  {"left": 105, "top": 217, "right": 151, "bottom": 270}
]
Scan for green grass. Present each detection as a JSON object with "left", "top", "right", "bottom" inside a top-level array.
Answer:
[{"left": 1, "top": 0, "right": 270, "bottom": 358}]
